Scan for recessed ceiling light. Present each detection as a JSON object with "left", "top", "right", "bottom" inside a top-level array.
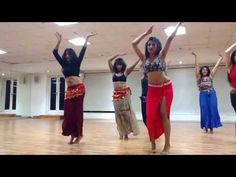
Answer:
[
  {"left": 164, "top": 26, "right": 186, "bottom": 37},
  {"left": 69, "top": 37, "right": 90, "bottom": 46},
  {"left": 179, "top": 61, "right": 183, "bottom": 64},
  {"left": 0, "top": 49, "right": 7, "bottom": 54},
  {"left": 54, "top": 22, "right": 78, "bottom": 26},
  {"left": 1, "top": 73, "right": 5, "bottom": 76}
]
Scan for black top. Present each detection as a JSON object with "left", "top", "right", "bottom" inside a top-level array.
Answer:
[
  {"left": 112, "top": 74, "right": 127, "bottom": 82},
  {"left": 52, "top": 46, "right": 87, "bottom": 78}
]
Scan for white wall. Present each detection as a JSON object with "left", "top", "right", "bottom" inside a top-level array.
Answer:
[
  {"left": 84, "top": 71, "right": 143, "bottom": 112},
  {"left": 1, "top": 67, "right": 234, "bottom": 122},
  {"left": 83, "top": 67, "right": 235, "bottom": 122},
  {"left": 30, "top": 74, "right": 47, "bottom": 117},
  {"left": 84, "top": 73, "right": 114, "bottom": 111},
  {"left": 15, "top": 74, "right": 48, "bottom": 117},
  {"left": 16, "top": 75, "right": 31, "bottom": 117}
]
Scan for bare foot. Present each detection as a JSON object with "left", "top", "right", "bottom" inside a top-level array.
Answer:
[
  {"left": 210, "top": 128, "right": 213, "bottom": 134},
  {"left": 124, "top": 135, "right": 128, "bottom": 140},
  {"left": 73, "top": 136, "right": 83, "bottom": 144},
  {"left": 68, "top": 136, "right": 75, "bottom": 144},
  {"left": 161, "top": 144, "right": 170, "bottom": 155}
]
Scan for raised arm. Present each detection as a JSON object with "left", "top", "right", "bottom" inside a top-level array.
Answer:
[
  {"left": 126, "top": 58, "right": 141, "bottom": 76},
  {"left": 54, "top": 32, "right": 62, "bottom": 50},
  {"left": 52, "top": 32, "right": 64, "bottom": 66},
  {"left": 161, "top": 22, "right": 182, "bottom": 60},
  {"left": 192, "top": 52, "right": 200, "bottom": 78},
  {"left": 77, "top": 32, "right": 97, "bottom": 62},
  {"left": 132, "top": 26, "right": 153, "bottom": 62},
  {"left": 225, "top": 42, "right": 236, "bottom": 68},
  {"left": 211, "top": 54, "right": 223, "bottom": 77},
  {"left": 107, "top": 53, "right": 126, "bottom": 73}
]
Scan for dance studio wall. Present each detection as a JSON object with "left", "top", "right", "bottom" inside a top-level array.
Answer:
[
  {"left": 16, "top": 74, "right": 47, "bottom": 117},
  {"left": 16, "top": 75, "right": 31, "bottom": 117},
  {"left": 83, "top": 67, "right": 235, "bottom": 122},
  {"left": 4, "top": 66, "right": 234, "bottom": 122}
]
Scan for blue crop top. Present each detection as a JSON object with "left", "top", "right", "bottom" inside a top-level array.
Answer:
[
  {"left": 112, "top": 74, "right": 127, "bottom": 82},
  {"left": 52, "top": 46, "right": 86, "bottom": 78},
  {"left": 144, "top": 56, "right": 166, "bottom": 73}
]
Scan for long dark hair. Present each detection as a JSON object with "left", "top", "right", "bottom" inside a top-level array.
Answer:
[
  {"left": 62, "top": 48, "right": 77, "bottom": 62},
  {"left": 145, "top": 37, "right": 162, "bottom": 58},
  {"left": 113, "top": 58, "right": 127, "bottom": 73},
  {"left": 199, "top": 66, "right": 211, "bottom": 77}
]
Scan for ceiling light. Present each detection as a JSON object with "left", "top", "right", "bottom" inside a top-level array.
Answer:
[
  {"left": 179, "top": 61, "right": 182, "bottom": 64},
  {"left": 0, "top": 49, "right": 7, "bottom": 54},
  {"left": 164, "top": 26, "right": 186, "bottom": 37},
  {"left": 54, "top": 22, "right": 78, "bottom": 26},
  {"left": 69, "top": 37, "right": 90, "bottom": 46},
  {"left": 1, "top": 73, "right": 5, "bottom": 76}
]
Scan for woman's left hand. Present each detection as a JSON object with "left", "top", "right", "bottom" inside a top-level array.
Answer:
[{"left": 86, "top": 32, "right": 97, "bottom": 39}]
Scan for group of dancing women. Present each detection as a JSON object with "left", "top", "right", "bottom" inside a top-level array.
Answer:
[{"left": 52, "top": 22, "right": 236, "bottom": 153}]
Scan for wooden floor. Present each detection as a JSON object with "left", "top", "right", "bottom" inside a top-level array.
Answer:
[{"left": 0, "top": 116, "right": 235, "bottom": 155}]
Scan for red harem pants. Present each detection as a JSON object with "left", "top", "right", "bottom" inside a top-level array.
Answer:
[
  {"left": 62, "top": 83, "right": 85, "bottom": 137},
  {"left": 146, "top": 80, "right": 173, "bottom": 141}
]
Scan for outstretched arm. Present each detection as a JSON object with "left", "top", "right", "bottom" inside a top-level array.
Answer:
[
  {"left": 126, "top": 58, "right": 141, "bottom": 76},
  {"left": 192, "top": 52, "right": 200, "bottom": 78},
  {"left": 107, "top": 53, "right": 126, "bottom": 73},
  {"left": 211, "top": 54, "right": 223, "bottom": 77},
  {"left": 161, "top": 22, "right": 182, "bottom": 60},
  {"left": 225, "top": 42, "right": 236, "bottom": 68},
  {"left": 132, "top": 26, "right": 153, "bottom": 62}
]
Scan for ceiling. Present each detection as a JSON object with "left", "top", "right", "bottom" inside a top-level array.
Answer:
[{"left": 0, "top": 22, "right": 235, "bottom": 77}]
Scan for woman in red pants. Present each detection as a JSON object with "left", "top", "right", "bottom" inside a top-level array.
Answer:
[{"left": 132, "top": 23, "right": 182, "bottom": 153}]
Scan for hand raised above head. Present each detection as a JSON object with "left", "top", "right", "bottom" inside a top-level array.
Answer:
[
  {"left": 191, "top": 52, "right": 197, "bottom": 56},
  {"left": 86, "top": 32, "right": 97, "bottom": 38},
  {"left": 55, "top": 32, "right": 62, "bottom": 41},
  {"left": 145, "top": 25, "right": 154, "bottom": 35}
]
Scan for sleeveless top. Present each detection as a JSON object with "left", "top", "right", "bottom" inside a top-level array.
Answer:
[
  {"left": 144, "top": 56, "right": 166, "bottom": 74},
  {"left": 112, "top": 73, "right": 127, "bottom": 82},
  {"left": 197, "top": 76, "right": 213, "bottom": 91}
]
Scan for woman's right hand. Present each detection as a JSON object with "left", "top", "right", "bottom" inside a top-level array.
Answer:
[
  {"left": 145, "top": 25, "right": 154, "bottom": 35},
  {"left": 55, "top": 32, "right": 62, "bottom": 42}
]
